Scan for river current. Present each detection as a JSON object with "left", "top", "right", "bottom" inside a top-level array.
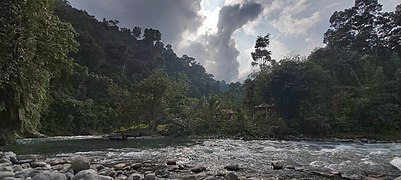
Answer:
[{"left": 4, "top": 136, "right": 401, "bottom": 179}]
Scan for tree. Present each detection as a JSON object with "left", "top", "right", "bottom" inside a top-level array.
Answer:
[
  {"left": 324, "top": 0, "right": 382, "bottom": 53},
  {"left": 0, "top": 0, "right": 78, "bottom": 143},
  {"left": 136, "top": 69, "right": 172, "bottom": 131},
  {"left": 132, "top": 26, "right": 142, "bottom": 40},
  {"left": 251, "top": 34, "right": 275, "bottom": 71}
]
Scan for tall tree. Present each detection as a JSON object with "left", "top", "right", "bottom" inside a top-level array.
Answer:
[
  {"left": 0, "top": 0, "right": 78, "bottom": 143},
  {"left": 251, "top": 34, "right": 275, "bottom": 71}
]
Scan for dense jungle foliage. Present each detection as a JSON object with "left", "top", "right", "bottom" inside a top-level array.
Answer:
[{"left": 1, "top": 0, "right": 400, "bottom": 144}]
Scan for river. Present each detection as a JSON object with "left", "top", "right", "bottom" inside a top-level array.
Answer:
[{"left": 3, "top": 136, "right": 401, "bottom": 179}]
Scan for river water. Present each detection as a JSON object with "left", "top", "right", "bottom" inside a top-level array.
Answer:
[{"left": 4, "top": 136, "right": 401, "bottom": 179}]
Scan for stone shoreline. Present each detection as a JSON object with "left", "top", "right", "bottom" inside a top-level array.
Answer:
[{"left": 1, "top": 150, "right": 400, "bottom": 180}]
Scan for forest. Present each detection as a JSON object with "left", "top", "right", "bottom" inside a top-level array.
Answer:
[{"left": 1, "top": 0, "right": 400, "bottom": 144}]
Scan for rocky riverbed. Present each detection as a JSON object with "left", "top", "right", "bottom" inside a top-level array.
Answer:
[
  {"left": 0, "top": 150, "right": 400, "bottom": 180},
  {"left": 2, "top": 137, "right": 401, "bottom": 179}
]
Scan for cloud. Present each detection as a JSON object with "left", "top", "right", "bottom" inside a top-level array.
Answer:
[
  {"left": 271, "top": 0, "right": 321, "bottom": 36},
  {"left": 68, "top": 0, "right": 203, "bottom": 45},
  {"left": 180, "top": 1, "right": 263, "bottom": 82}
]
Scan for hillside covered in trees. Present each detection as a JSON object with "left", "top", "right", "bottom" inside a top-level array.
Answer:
[{"left": 1, "top": 0, "right": 400, "bottom": 144}]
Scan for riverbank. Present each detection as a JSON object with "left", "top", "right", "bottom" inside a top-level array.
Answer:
[{"left": 1, "top": 149, "right": 400, "bottom": 180}]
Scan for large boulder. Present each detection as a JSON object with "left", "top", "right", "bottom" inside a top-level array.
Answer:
[
  {"left": 71, "top": 157, "right": 90, "bottom": 174},
  {"left": 32, "top": 172, "right": 67, "bottom": 180}
]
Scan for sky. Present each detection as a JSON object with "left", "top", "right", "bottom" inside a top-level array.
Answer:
[{"left": 67, "top": 0, "right": 400, "bottom": 82}]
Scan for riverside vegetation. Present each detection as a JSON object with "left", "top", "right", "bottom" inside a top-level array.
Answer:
[{"left": 1, "top": 0, "right": 401, "bottom": 144}]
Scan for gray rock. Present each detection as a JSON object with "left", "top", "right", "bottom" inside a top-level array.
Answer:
[
  {"left": 130, "top": 163, "right": 142, "bottom": 170},
  {"left": 166, "top": 160, "right": 177, "bottom": 165},
  {"left": 106, "top": 170, "right": 116, "bottom": 177},
  {"left": 34, "top": 164, "right": 52, "bottom": 171},
  {"left": 52, "top": 164, "right": 64, "bottom": 171},
  {"left": 238, "top": 176, "right": 247, "bottom": 180},
  {"left": 225, "top": 172, "right": 238, "bottom": 180},
  {"left": 49, "top": 159, "right": 68, "bottom": 166},
  {"left": 17, "top": 159, "right": 34, "bottom": 164},
  {"left": 90, "top": 164, "right": 104, "bottom": 171},
  {"left": 144, "top": 173, "right": 156, "bottom": 180},
  {"left": 4, "top": 152, "right": 17, "bottom": 163},
  {"left": 3, "top": 177, "right": 24, "bottom": 180},
  {"left": 271, "top": 161, "right": 283, "bottom": 170},
  {"left": 113, "top": 163, "right": 126, "bottom": 170},
  {"left": 0, "top": 165, "right": 13, "bottom": 172},
  {"left": 73, "top": 169, "right": 97, "bottom": 180},
  {"left": 247, "top": 178, "right": 259, "bottom": 180},
  {"left": 97, "top": 175, "right": 114, "bottom": 180},
  {"left": 115, "top": 174, "right": 127, "bottom": 180},
  {"left": 17, "top": 155, "right": 36, "bottom": 162},
  {"left": 182, "top": 175, "right": 196, "bottom": 180},
  {"left": 284, "top": 165, "right": 295, "bottom": 170},
  {"left": 127, "top": 173, "right": 142, "bottom": 180},
  {"left": 0, "top": 171, "right": 15, "bottom": 179},
  {"left": 12, "top": 165, "right": 23, "bottom": 172},
  {"left": 17, "top": 168, "right": 36, "bottom": 178},
  {"left": 21, "top": 163, "right": 31, "bottom": 169},
  {"left": 98, "top": 168, "right": 112, "bottom": 176},
  {"left": 60, "top": 163, "right": 72, "bottom": 173},
  {"left": 32, "top": 172, "right": 67, "bottom": 180},
  {"left": 191, "top": 166, "right": 206, "bottom": 173},
  {"left": 203, "top": 176, "right": 218, "bottom": 180},
  {"left": 0, "top": 158, "right": 12, "bottom": 165},
  {"left": 224, "top": 164, "right": 240, "bottom": 171},
  {"left": 71, "top": 157, "right": 90, "bottom": 174},
  {"left": 395, "top": 176, "right": 401, "bottom": 180},
  {"left": 31, "top": 162, "right": 48, "bottom": 168},
  {"left": 14, "top": 171, "right": 27, "bottom": 178},
  {"left": 65, "top": 172, "right": 74, "bottom": 180},
  {"left": 0, "top": 162, "right": 12, "bottom": 167}
]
